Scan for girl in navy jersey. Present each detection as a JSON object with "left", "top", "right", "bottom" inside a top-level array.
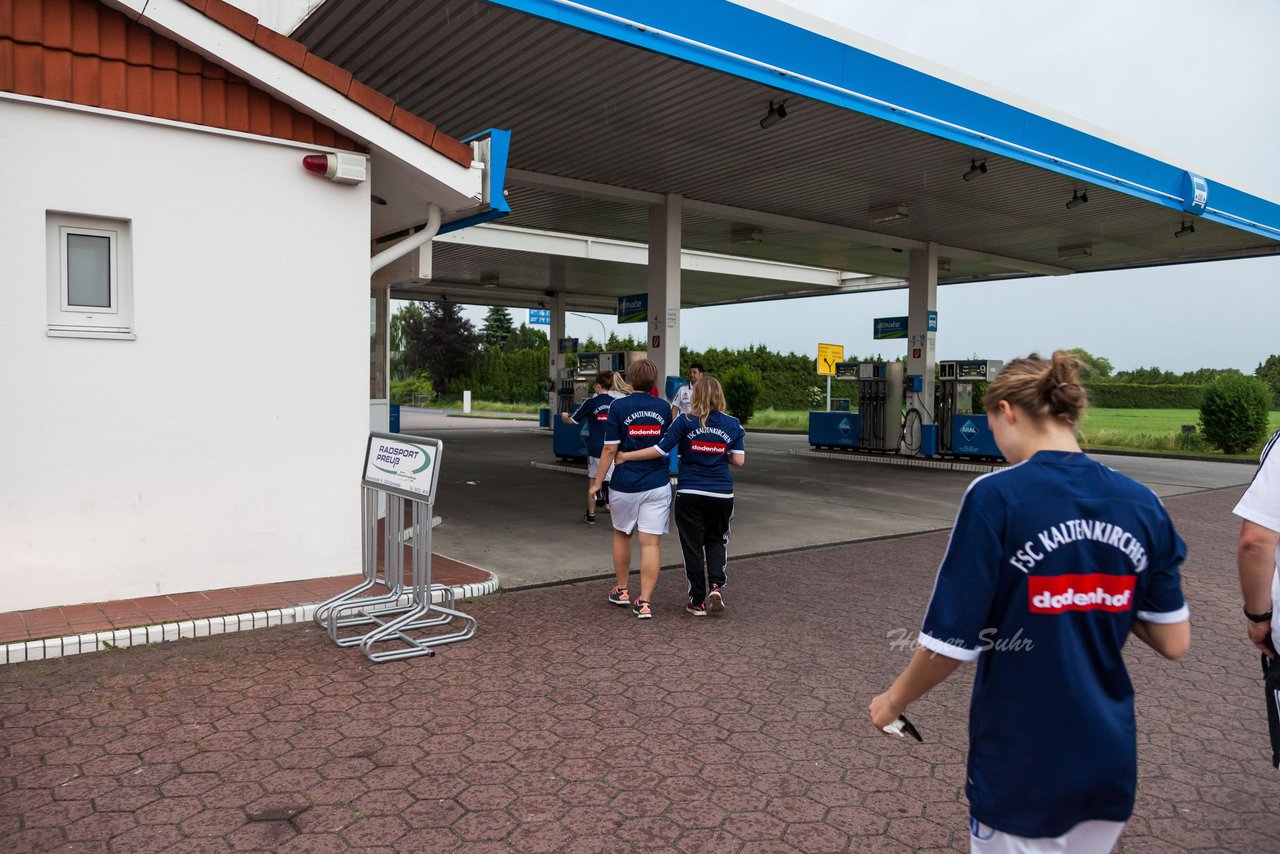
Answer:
[
  {"left": 618, "top": 376, "right": 745, "bottom": 616},
  {"left": 589, "top": 359, "right": 672, "bottom": 618},
  {"left": 563, "top": 371, "right": 619, "bottom": 524},
  {"left": 869, "top": 351, "right": 1190, "bottom": 854}
]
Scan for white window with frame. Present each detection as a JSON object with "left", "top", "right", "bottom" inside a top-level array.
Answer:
[{"left": 46, "top": 212, "right": 134, "bottom": 340}]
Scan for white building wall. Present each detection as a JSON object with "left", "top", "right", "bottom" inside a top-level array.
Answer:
[{"left": 0, "top": 99, "right": 370, "bottom": 611}]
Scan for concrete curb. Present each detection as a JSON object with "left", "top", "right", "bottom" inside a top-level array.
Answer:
[
  {"left": 1081, "top": 447, "right": 1259, "bottom": 465},
  {"left": 530, "top": 461, "right": 588, "bottom": 475},
  {"left": 0, "top": 575, "right": 499, "bottom": 664},
  {"left": 791, "top": 448, "right": 1005, "bottom": 473}
]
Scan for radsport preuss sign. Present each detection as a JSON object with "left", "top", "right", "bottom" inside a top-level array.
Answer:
[{"left": 362, "top": 434, "right": 441, "bottom": 501}]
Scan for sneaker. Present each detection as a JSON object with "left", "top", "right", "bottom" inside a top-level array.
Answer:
[
  {"left": 583, "top": 512, "right": 596, "bottom": 525},
  {"left": 632, "top": 599, "right": 652, "bottom": 619},
  {"left": 608, "top": 586, "right": 630, "bottom": 606},
  {"left": 707, "top": 585, "right": 725, "bottom": 613},
  {"left": 686, "top": 601, "right": 707, "bottom": 616}
]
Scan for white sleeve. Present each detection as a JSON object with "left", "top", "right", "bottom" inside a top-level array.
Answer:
[{"left": 1235, "top": 433, "right": 1280, "bottom": 533}]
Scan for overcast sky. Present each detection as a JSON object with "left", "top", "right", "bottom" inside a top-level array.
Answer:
[{"left": 452, "top": 0, "right": 1280, "bottom": 374}]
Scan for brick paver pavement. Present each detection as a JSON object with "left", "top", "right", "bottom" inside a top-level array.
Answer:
[{"left": 2, "top": 485, "right": 1277, "bottom": 852}]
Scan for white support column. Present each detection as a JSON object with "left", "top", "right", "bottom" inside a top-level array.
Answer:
[
  {"left": 369, "top": 283, "right": 390, "bottom": 433},
  {"left": 548, "top": 292, "right": 567, "bottom": 413},
  {"left": 647, "top": 193, "right": 682, "bottom": 384},
  {"left": 906, "top": 244, "right": 939, "bottom": 432}
]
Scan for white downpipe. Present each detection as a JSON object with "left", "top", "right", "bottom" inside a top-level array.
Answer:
[{"left": 370, "top": 204, "right": 441, "bottom": 275}]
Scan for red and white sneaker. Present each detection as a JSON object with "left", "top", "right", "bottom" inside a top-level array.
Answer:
[
  {"left": 707, "top": 585, "right": 725, "bottom": 613},
  {"left": 686, "top": 601, "right": 707, "bottom": 616},
  {"left": 608, "top": 586, "right": 630, "bottom": 606}
]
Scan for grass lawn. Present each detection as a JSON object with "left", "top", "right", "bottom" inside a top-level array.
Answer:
[
  {"left": 407, "top": 399, "right": 542, "bottom": 415},
  {"left": 1078, "top": 408, "right": 1280, "bottom": 457},
  {"left": 750, "top": 406, "right": 1280, "bottom": 459}
]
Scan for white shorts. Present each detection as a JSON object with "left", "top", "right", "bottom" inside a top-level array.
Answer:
[
  {"left": 970, "top": 818, "right": 1124, "bottom": 854},
  {"left": 586, "top": 456, "right": 615, "bottom": 481},
  {"left": 608, "top": 484, "right": 672, "bottom": 535}
]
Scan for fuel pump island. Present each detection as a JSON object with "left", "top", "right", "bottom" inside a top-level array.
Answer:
[
  {"left": 551, "top": 348, "right": 672, "bottom": 461},
  {"left": 808, "top": 332, "right": 1004, "bottom": 462}
]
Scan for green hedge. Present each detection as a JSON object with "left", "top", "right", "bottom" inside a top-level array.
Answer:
[
  {"left": 1084, "top": 382, "right": 1205, "bottom": 409},
  {"left": 393, "top": 349, "right": 550, "bottom": 405},
  {"left": 448, "top": 347, "right": 549, "bottom": 404}
]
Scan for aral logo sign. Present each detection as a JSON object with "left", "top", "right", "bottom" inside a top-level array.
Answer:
[
  {"left": 839, "top": 417, "right": 852, "bottom": 437},
  {"left": 960, "top": 420, "right": 978, "bottom": 441},
  {"left": 1028, "top": 573, "right": 1136, "bottom": 614}
]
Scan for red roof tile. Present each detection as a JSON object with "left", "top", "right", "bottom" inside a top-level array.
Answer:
[
  {"left": 201, "top": 0, "right": 255, "bottom": 41},
  {"left": 2, "top": 0, "right": 360, "bottom": 151},
  {"left": 391, "top": 105, "right": 437, "bottom": 148},
  {"left": 347, "top": 78, "right": 394, "bottom": 122},
  {"left": 251, "top": 24, "right": 304, "bottom": 68},
  {"left": 1, "top": 0, "right": 475, "bottom": 168}
]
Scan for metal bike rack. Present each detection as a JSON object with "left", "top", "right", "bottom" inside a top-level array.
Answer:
[{"left": 314, "top": 434, "right": 476, "bottom": 663}]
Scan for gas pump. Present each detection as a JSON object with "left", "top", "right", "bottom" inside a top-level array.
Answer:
[
  {"left": 856, "top": 361, "right": 904, "bottom": 452},
  {"left": 937, "top": 359, "right": 1004, "bottom": 459},
  {"left": 808, "top": 361, "right": 860, "bottom": 449},
  {"left": 554, "top": 351, "right": 628, "bottom": 460}
]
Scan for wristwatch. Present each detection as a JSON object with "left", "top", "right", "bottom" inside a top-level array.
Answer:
[{"left": 1243, "top": 605, "right": 1274, "bottom": 623}]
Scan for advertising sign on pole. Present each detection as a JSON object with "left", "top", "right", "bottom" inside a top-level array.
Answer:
[
  {"left": 617, "top": 293, "right": 648, "bottom": 323},
  {"left": 874, "top": 311, "right": 937, "bottom": 340}
]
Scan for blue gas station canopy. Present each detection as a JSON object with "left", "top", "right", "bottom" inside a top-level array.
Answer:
[{"left": 294, "top": 0, "right": 1280, "bottom": 307}]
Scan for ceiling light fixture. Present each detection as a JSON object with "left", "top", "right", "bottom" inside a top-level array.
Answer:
[
  {"left": 759, "top": 100, "right": 788, "bottom": 129},
  {"left": 481, "top": 275, "right": 500, "bottom": 288},
  {"left": 730, "top": 226, "right": 764, "bottom": 244},
  {"left": 962, "top": 159, "right": 987, "bottom": 182},
  {"left": 1174, "top": 221, "right": 1195, "bottom": 238},
  {"left": 1057, "top": 243, "right": 1093, "bottom": 259},
  {"left": 370, "top": 194, "right": 388, "bottom": 206},
  {"left": 869, "top": 203, "right": 910, "bottom": 224},
  {"left": 1065, "top": 189, "right": 1089, "bottom": 210}
]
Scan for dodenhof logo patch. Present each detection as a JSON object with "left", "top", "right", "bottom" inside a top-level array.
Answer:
[{"left": 1028, "top": 573, "right": 1135, "bottom": 614}]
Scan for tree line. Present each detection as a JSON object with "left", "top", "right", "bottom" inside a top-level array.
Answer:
[{"left": 390, "top": 303, "right": 1280, "bottom": 412}]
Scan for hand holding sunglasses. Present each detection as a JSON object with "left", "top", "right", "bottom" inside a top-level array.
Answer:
[{"left": 881, "top": 714, "right": 923, "bottom": 742}]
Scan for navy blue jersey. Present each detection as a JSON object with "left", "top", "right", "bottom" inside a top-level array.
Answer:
[
  {"left": 604, "top": 393, "right": 672, "bottom": 493},
  {"left": 658, "top": 412, "right": 746, "bottom": 496},
  {"left": 570, "top": 393, "right": 614, "bottom": 458},
  {"left": 919, "top": 451, "right": 1187, "bottom": 838}
]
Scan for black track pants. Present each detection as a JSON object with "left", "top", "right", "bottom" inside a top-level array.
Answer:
[{"left": 674, "top": 492, "right": 734, "bottom": 604}]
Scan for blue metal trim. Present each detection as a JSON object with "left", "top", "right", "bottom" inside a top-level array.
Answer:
[
  {"left": 462, "top": 127, "right": 513, "bottom": 215},
  {"left": 438, "top": 207, "right": 506, "bottom": 236},
  {"left": 483, "top": 0, "right": 1280, "bottom": 242}
]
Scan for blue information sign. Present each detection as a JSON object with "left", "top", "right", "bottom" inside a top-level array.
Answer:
[
  {"left": 873, "top": 311, "right": 937, "bottom": 339},
  {"left": 617, "top": 293, "right": 648, "bottom": 324},
  {"left": 528, "top": 308, "right": 551, "bottom": 325}
]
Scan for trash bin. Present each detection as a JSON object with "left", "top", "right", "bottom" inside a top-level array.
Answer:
[
  {"left": 389, "top": 403, "right": 401, "bottom": 433},
  {"left": 538, "top": 407, "right": 551, "bottom": 428}
]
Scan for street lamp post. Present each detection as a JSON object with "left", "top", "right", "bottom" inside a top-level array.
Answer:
[{"left": 570, "top": 312, "right": 608, "bottom": 349}]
